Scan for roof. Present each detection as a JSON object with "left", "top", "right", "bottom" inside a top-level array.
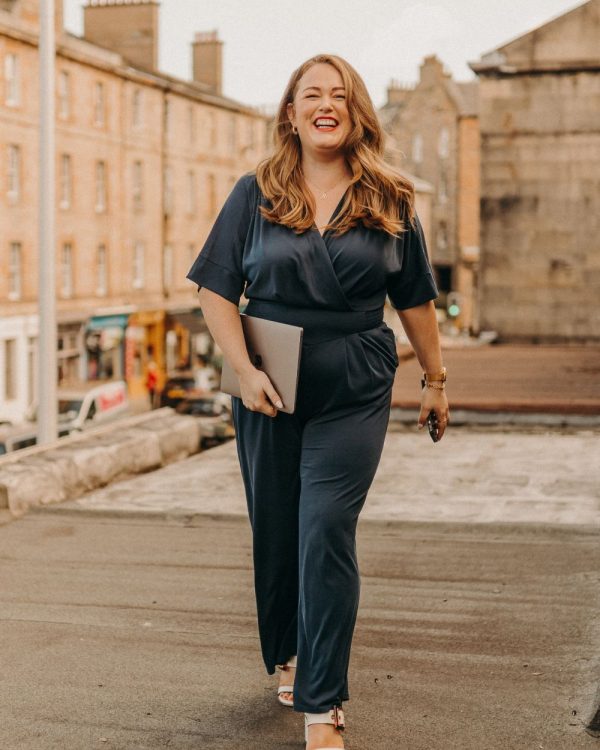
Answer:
[{"left": 469, "top": 0, "right": 600, "bottom": 74}]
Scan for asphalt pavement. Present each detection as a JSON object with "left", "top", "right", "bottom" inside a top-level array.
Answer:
[{"left": 1, "top": 419, "right": 599, "bottom": 749}]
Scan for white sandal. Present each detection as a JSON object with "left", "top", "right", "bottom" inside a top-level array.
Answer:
[
  {"left": 304, "top": 705, "right": 345, "bottom": 749},
  {"left": 275, "top": 654, "right": 297, "bottom": 707}
]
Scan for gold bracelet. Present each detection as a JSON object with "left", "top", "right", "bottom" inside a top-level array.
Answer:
[
  {"left": 423, "top": 366, "right": 447, "bottom": 384},
  {"left": 426, "top": 382, "right": 445, "bottom": 390}
]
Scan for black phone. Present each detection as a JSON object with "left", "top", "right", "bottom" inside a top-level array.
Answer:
[
  {"left": 426, "top": 410, "right": 440, "bottom": 443},
  {"left": 420, "top": 377, "right": 440, "bottom": 443}
]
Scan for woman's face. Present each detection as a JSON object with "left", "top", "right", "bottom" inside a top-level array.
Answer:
[{"left": 287, "top": 63, "right": 351, "bottom": 157}]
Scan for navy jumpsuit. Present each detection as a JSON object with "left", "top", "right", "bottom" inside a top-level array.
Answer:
[{"left": 186, "top": 173, "right": 438, "bottom": 714}]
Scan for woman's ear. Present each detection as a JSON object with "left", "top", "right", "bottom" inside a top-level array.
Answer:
[{"left": 286, "top": 101, "right": 295, "bottom": 126}]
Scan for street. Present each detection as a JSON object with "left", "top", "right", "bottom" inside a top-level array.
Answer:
[{"left": 0, "top": 424, "right": 599, "bottom": 749}]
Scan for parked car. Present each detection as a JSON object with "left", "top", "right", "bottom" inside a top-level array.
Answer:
[
  {"left": 174, "top": 391, "right": 234, "bottom": 447},
  {"left": 0, "top": 423, "right": 70, "bottom": 456},
  {"left": 26, "top": 380, "right": 130, "bottom": 434},
  {"left": 174, "top": 391, "right": 230, "bottom": 418},
  {"left": 61, "top": 381, "right": 129, "bottom": 431},
  {"left": 159, "top": 372, "right": 198, "bottom": 408}
]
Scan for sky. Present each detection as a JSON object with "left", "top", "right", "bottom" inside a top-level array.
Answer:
[{"left": 63, "top": 0, "right": 585, "bottom": 110}]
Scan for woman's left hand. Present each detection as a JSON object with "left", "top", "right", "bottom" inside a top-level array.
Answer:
[{"left": 417, "top": 386, "right": 450, "bottom": 441}]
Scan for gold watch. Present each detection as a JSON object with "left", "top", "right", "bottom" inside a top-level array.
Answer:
[{"left": 423, "top": 367, "right": 447, "bottom": 383}]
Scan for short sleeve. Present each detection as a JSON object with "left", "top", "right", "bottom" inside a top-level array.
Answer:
[
  {"left": 386, "top": 210, "right": 439, "bottom": 310},
  {"left": 186, "top": 174, "right": 255, "bottom": 305}
]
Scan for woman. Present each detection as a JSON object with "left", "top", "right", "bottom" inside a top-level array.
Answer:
[{"left": 186, "top": 54, "right": 449, "bottom": 750}]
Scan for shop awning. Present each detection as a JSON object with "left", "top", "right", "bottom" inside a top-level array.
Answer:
[
  {"left": 168, "top": 310, "right": 207, "bottom": 333},
  {"left": 88, "top": 314, "right": 130, "bottom": 331}
]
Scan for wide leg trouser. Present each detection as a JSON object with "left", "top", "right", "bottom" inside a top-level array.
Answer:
[{"left": 231, "top": 301, "right": 399, "bottom": 714}]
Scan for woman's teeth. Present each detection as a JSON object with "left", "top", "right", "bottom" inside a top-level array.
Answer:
[{"left": 315, "top": 119, "right": 337, "bottom": 129}]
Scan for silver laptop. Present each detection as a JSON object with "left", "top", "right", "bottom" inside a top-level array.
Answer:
[{"left": 220, "top": 314, "right": 303, "bottom": 415}]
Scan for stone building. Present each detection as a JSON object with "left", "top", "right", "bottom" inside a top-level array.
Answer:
[
  {"left": 0, "top": 0, "right": 269, "bottom": 422},
  {"left": 469, "top": 0, "right": 600, "bottom": 341},
  {"left": 379, "top": 56, "right": 480, "bottom": 333}
]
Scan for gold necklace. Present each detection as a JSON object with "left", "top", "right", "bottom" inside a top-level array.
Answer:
[{"left": 305, "top": 175, "right": 350, "bottom": 199}]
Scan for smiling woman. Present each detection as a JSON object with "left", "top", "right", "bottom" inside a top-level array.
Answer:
[{"left": 186, "top": 52, "right": 448, "bottom": 750}]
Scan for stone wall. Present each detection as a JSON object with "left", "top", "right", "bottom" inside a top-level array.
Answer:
[
  {"left": 0, "top": 408, "right": 205, "bottom": 520},
  {"left": 477, "top": 72, "right": 600, "bottom": 340}
]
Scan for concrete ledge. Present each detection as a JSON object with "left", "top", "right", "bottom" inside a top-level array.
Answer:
[{"left": 0, "top": 409, "right": 202, "bottom": 520}]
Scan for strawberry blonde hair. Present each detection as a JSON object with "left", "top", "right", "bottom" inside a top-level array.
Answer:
[{"left": 256, "top": 53, "right": 416, "bottom": 238}]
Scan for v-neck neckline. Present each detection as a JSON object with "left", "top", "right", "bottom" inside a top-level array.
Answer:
[{"left": 313, "top": 186, "right": 350, "bottom": 238}]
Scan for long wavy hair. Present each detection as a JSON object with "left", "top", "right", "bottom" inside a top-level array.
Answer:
[{"left": 255, "top": 54, "right": 416, "bottom": 238}]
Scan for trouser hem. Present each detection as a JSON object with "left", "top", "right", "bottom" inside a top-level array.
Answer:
[{"left": 292, "top": 699, "right": 347, "bottom": 713}]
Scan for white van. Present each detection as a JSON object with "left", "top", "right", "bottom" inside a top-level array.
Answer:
[
  {"left": 27, "top": 380, "right": 130, "bottom": 434},
  {"left": 58, "top": 380, "right": 130, "bottom": 432}
]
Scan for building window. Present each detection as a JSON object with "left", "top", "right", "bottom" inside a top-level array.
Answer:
[
  {"left": 246, "top": 118, "right": 255, "bottom": 151},
  {"left": 8, "top": 242, "right": 22, "bottom": 300},
  {"left": 164, "top": 98, "right": 170, "bottom": 136},
  {"left": 133, "top": 160, "right": 143, "bottom": 211},
  {"left": 93, "top": 81, "right": 105, "bottom": 126},
  {"left": 438, "top": 127, "right": 449, "bottom": 159},
  {"left": 439, "top": 168, "right": 448, "bottom": 204},
  {"left": 437, "top": 221, "right": 448, "bottom": 251},
  {"left": 412, "top": 133, "right": 423, "bottom": 164},
  {"left": 27, "top": 336, "right": 36, "bottom": 406},
  {"left": 61, "top": 243, "right": 73, "bottom": 298},
  {"left": 133, "top": 241, "right": 144, "bottom": 289},
  {"left": 207, "top": 173, "right": 216, "bottom": 216},
  {"left": 164, "top": 165, "right": 173, "bottom": 216},
  {"left": 435, "top": 264, "right": 453, "bottom": 294},
  {"left": 163, "top": 244, "right": 173, "bottom": 290},
  {"left": 60, "top": 154, "right": 71, "bottom": 209},
  {"left": 208, "top": 110, "right": 217, "bottom": 150},
  {"left": 95, "top": 160, "right": 106, "bottom": 212},
  {"left": 228, "top": 114, "right": 236, "bottom": 154},
  {"left": 4, "top": 53, "right": 19, "bottom": 106},
  {"left": 188, "top": 104, "right": 195, "bottom": 144},
  {"left": 4, "top": 339, "right": 17, "bottom": 400},
  {"left": 132, "top": 87, "right": 142, "bottom": 128},
  {"left": 7, "top": 144, "right": 20, "bottom": 203},
  {"left": 58, "top": 70, "right": 70, "bottom": 119},
  {"left": 96, "top": 244, "right": 107, "bottom": 296},
  {"left": 187, "top": 169, "right": 195, "bottom": 215}
]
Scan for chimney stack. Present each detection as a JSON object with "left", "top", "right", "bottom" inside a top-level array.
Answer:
[
  {"left": 83, "top": 0, "right": 159, "bottom": 71},
  {"left": 386, "top": 79, "right": 413, "bottom": 106},
  {"left": 192, "top": 30, "right": 223, "bottom": 95}
]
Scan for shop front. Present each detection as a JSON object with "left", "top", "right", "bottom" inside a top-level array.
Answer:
[
  {"left": 166, "top": 309, "right": 209, "bottom": 371},
  {"left": 125, "top": 310, "right": 166, "bottom": 400},
  {"left": 85, "top": 314, "right": 129, "bottom": 382}
]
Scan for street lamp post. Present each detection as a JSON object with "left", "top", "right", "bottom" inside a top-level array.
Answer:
[{"left": 38, "top": 0, "right": 57, "bottom": 444}]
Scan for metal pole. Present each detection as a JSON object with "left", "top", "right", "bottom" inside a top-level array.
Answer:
[{"left": 38, "top": 0, "right": 57, "bottom": 444}]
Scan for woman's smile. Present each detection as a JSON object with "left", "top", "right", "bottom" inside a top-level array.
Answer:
[{"left": 313, "top": 117, "right": 339, "bottom": 131}]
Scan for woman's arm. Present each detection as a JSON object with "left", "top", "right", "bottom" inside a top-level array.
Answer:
[
  {"left": 198, "top": 287, "right": 283, "bottom": 417},
  {"left": 396, "top": 299, "right": 450, "bottom": 439},
  {"left": 396, "top": 300, "right": 443, "bottom": 372}
]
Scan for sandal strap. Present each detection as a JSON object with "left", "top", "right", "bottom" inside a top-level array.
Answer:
[
  {"left": 276, "top": 654, "right": 297, "bottom": 667},
  {"left": 305, "top": 706, "right": 345, "bottom": 731},
  {"left": 277, "top": 685, "right": 294, "bottom": 693}
]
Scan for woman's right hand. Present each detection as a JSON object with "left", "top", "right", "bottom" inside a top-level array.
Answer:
[{"left": 238, "top": 366, "right": 283, "bottom": 417}]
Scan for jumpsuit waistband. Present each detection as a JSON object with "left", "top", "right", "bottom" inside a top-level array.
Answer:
[{"left": 243, "top": 299, "right": 384, "bottom": 344}]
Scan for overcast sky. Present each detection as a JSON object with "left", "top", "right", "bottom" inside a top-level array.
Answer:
[{"left": 63, "top": 0, "right": 583, "bottom": 110}]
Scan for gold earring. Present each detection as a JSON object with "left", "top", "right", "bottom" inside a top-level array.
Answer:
[{"left": 292, "top": 124, "right": 298, "bottom": 134}]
